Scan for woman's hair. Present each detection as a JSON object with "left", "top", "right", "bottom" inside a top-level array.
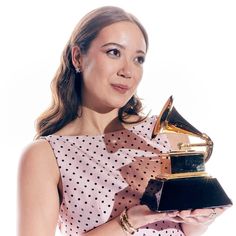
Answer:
[{"left": 35, "top": 6, "right": 149, "bottom": 139}]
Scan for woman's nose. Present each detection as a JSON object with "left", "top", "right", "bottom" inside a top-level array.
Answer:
[{"left": 117, "top": 60, "right": 133, "bottom": 79}]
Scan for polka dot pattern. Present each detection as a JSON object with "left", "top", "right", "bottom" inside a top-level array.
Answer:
[{"left": 42, "top": 116, "right": 184, "bottom": 236}]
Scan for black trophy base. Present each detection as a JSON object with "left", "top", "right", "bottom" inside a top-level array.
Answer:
[{"left": 140, "top": 177, "right": 233, "bottom": 212}]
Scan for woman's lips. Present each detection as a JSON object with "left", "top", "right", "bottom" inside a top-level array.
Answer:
[{"left": 111, "top": 84, "right": 130, "bottom": 94}]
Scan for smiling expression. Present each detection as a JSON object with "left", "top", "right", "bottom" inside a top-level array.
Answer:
[{"left": 77, "top": 21, "right": 147, "bottom": 112}]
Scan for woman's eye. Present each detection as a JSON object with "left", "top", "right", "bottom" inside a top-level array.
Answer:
[
  {"left": 135, "top": 56, "right": 145, "bottom": 65},
  {"left": 106, "top": 49, "right": 121, "bottom": 57}
]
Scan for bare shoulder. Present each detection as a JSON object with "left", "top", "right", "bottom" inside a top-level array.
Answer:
[
  {"left": 20, "top": 139, "right": 55, "bottom": 165},
  {"left": 18, "top": 139, "right": 59, "bottom": 184},
  {"left": 123, "top": 114, "right": 149, "bottom": 125},
  {"left": 18, "top": 139, "right": 60, "bottom": 235}
]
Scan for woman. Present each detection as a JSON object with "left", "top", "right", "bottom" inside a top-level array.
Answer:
[{"left": 18, "top": 6, "right": 225, "bottom": 236}]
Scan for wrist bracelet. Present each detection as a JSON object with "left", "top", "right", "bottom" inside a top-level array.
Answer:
[{"left": 119, "top": 209, "right": 137, "bottom": 235}]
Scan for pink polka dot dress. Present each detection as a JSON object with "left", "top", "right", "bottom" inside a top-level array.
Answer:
[{"left": 42, "top": 116, "right": 184, "bottom": 236}]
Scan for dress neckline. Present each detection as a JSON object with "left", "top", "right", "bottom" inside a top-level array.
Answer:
[{"left": 48, "top": 115, "right": 156, "bottom": 139}]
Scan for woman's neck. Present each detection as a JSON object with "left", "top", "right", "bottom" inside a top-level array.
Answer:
[
  {"left": 53, "top": 106, "right": 141, "bottom": 137},
  {"left": 76, "top": 106, "right": 122, "bottom": 135}
]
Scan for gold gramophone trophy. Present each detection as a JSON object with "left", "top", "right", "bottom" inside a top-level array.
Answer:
[{"left": 140, "top": 96, "right": 232, "bottom": 211}]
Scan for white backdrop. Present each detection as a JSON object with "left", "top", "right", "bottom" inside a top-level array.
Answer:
[{"left": 1, "top": 0, "right": 235, "bottom": 235}]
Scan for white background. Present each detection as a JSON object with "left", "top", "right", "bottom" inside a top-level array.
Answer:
[{"left": 1, "top": 0, "right": 235, "bottom": 235}]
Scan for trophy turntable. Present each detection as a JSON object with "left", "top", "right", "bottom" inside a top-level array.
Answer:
[{"left": 140, "top": 96, "right": 233, "bottom": 212}]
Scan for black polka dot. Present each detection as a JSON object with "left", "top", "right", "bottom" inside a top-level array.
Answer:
[{"left": 42, "top": 116, "right": 184, "bottom": 236}]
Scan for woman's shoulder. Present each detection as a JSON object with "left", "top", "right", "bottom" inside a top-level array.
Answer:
[
  {"left": 18, "top": 139, "right": 59, "bottom": 183},
  {"left": 20, "top": 139, "right": 54, "bottom": 160},
  {"left": 123, "top": 114, "right": 157, "bottom": 126}
]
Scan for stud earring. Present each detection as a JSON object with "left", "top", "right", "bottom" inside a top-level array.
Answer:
[{"left": 75, "top": 67, "right": 81, "bottom": 73}]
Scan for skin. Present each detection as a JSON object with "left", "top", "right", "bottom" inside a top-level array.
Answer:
[
  {"left": 69, "top": 21, "right": 146, "bottom": 136},
  {"left": 18, "top": 21, "right": 227, "bottom": 236},
  {"left": 78, "top": 22, "right": 146, "bottom": 112}
]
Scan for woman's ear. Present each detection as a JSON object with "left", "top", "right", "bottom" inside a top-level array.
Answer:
[{"left": 71, "top": 46, "right": 82, "bottom": 70}]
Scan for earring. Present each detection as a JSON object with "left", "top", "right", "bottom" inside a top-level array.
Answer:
[{"left": 75, "top": 67, "right": 81, "bottom": 73}]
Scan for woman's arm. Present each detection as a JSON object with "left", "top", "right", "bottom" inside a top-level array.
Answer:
[
  {"left": 82, "top": 206, "right": 227, "bottom": 236},
  {"left": 82, "top": 206, "right": 179, "bottom": 236},
  {"left": 17, "top": 139, "right": 179, "bottom": 236},
  {"left": 81, "top": 216, "right": 126, "bottom": 236},
  {"left": 20, "top": 139, "right": 226, "bottom": 236},
  {"left": 17, "top": 139, "right": 60, "bottom": 236}
]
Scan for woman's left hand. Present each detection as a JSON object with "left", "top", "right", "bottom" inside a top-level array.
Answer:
[{"left": 168, "top": 207, "right": 226, "bottom": 225}]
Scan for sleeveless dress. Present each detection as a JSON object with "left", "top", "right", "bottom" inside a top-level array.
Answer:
[{"left": 42, "top": 115, "right": 184, "bottom": 236}]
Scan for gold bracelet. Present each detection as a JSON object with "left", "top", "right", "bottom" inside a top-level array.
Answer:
[
  {"left": 120, "top": 214, "right": 131, "bottom": 235},
  {"left": 119, "top": 209, "right": 137, "bottom": 235}
]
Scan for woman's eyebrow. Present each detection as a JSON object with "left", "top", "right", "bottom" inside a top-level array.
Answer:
[{"left": 101, "top": 42, "right": 146, "bottom": 54}]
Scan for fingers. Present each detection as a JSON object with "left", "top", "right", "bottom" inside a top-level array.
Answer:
[
  {"left": 214, "top": 207, "right": 227, "bottom": 216},
  {"left": 173, "top": 207, "right": 227, "bottom": 225},
  {"left": 127, "top": 205, "right": 174, "bottom": 228},
  {"left": 191, "top": 207, "right": 225, "bottom": 219},
  {"left": 129, "top": 205, "right": 228, "bottom": 228},
  {"left": 167, "top": 211, "right": 179, "bottom": 217},
  {"left": 178, "top": 210, "right": 192, "bottom": 218},
  {"left": 141, "top": 208, "right": 180, "bottom": 223}
]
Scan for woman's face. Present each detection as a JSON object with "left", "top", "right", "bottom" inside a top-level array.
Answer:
[{"left": 79, "top": 21, "right": 147, "bottom": 112}]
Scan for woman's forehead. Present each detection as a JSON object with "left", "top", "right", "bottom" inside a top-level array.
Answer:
[{"left": 91, "top": 21, "right": 147, "bottom": 52}]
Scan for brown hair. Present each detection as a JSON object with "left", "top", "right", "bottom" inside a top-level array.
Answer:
[{"left": 35, "top": 6, "right": 149, "bottom": 139}]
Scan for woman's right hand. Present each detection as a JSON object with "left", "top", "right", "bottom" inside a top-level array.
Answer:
[{"left": 126, "top": 205, "right": 179, "bottom": 229}]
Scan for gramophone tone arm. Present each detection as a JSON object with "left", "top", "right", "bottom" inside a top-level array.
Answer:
[
  {"left": 178, "top": 142, "right": 210, "bottom": 149},
  {"left": 177, "top": 134, "right": 213, "bottom": 162}
]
